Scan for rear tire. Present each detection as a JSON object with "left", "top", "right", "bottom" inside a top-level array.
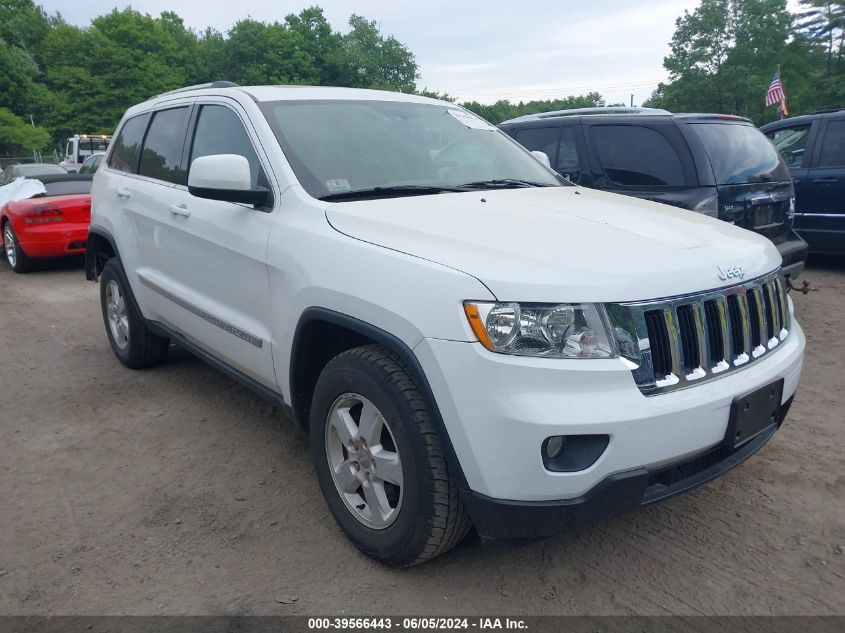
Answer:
[
  {"left": 310, "top": 344, "right": 471, "bottom": 566},
  {"left": 100, "top": 258, "right": 169, "bottom": 368},
  {"left": 3, "top": 221, "right": 33, "bottom": 273}
]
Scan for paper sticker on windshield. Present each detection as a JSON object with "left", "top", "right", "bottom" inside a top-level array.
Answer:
[
  {"left": 447, "top": 109, "right": 494, "bottom": 130},
  {"left": 325, "top": 179, "right": 351, "bottom": 193}
]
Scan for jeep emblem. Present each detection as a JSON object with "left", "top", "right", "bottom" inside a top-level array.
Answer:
[{"left": 717, "top": 264, "right": 744, "bottom": 281}]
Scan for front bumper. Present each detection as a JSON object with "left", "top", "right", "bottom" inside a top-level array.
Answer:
[
  {"left": 462, "top": 398, "right": 791, "bottom": 539},
  {"left": 776, "top": 230, "right": 808, "bottom": 280},
  {"left": 414, "top": 318, "right": 804, "bottom": 512},
  {"left": 17, "top": 222, "right": 89, "bottom": 258}
]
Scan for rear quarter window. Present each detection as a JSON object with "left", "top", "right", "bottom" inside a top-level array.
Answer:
[
  {"left": 108, "top": 113, "right": 151, "bottom": 174},
  {"left": 591, "top": 125, "right": 686, "bottom": 187},
  {"left": 691, "top": 122, "right": 789, "bottom": 184}
]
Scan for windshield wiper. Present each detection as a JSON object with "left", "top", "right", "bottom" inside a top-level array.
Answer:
[
  {"left": 319, "top": 185, "right": 462, "bottom": 201},
  {"left": 455, "top": 178, "right": 555, "bottom": 190}
]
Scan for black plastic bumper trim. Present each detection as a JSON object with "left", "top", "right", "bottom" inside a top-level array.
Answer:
[{"left": 776, "top": 230, "right": 808, "bottom": 278}]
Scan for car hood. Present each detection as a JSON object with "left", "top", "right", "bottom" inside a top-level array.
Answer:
[{"left": 324, "top": 186, "right": 781, "bottom": 303}]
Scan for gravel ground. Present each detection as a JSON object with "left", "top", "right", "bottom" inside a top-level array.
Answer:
[{"left": 0, "top": 255, "right": 843, "bottom": 616}]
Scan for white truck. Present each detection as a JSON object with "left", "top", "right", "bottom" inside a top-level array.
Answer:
[
  {"left": 60, "top": 134, "right": 111, "bottom": 172},
  {"left": 86, "top": 83, "right": 805, "bottom": 566}
]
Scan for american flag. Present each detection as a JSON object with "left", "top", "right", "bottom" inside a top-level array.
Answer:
[{"left": 765, "top": 69, "right": 786, "bottom": 107}]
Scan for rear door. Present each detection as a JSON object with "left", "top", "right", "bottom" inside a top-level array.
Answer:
[
  {"left": 686, "top": 121, "right": 794, "bottom": 245},
  {"left": 581, "top": 122, "right": 705, "bottom": 210},
  {"left": 802, "top": 117, "right": 845, "bottom": 253}
]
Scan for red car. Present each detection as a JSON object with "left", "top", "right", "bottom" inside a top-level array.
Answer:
[{"left": 1, "top": 174, "right": 92, "bottom": 273}]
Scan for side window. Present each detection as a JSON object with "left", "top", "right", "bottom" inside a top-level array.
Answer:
[
  {"left": 515, "top": 127, "right": 559, "bottom": 165},
  {"left": 816, "top": 120, "right": 845, "bottom": 168},
  {"left": 138, "top": 107, "right": 191, "bottom": 185},
  {"left": 108, "top": 113, "right": 151, "bottom": 174},
  {"left": 189, "top": 105, "right": 264, "bottom": 188},
  {"left": 767, "top": 125, "right": 810, "bottom": 168},
  {"left": 591, "top": 125, "right": 685, "bottom": 187},
  {"left": 556, "top": 127, "right": 581, "bottom": 181}
]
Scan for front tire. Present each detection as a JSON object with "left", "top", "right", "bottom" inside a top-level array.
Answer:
[
  {"left": 310, "top": 344, "right": 471, "bottom": 566},
  {"left": 99, "top": 258, "right": 169, "bottom": 368},
  {"left": 3, "top": 221, "right": 33, "bottom": 273}
]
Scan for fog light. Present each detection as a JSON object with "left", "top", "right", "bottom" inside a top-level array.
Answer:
[
  {"left": 541, "top": 434, "right": 610, "bottom": 472},
  {"left": 545, "top": 435, "right": 566, "bottom": 459}
]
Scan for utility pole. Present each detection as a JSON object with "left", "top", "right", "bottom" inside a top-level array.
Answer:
[{"left": 630, "top": 94, "right": 634, "bottom": 107}]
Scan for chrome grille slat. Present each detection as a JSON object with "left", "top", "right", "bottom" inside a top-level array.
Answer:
[
  {"left": 693, "top": 303, "right": 709, "bottom": 376},
  {"left": 748, "top": 287, "right": 767, "bottom": 356},
  {"left": 664, "top": 308, "right": 684, "bottom": 380},
  {"left": 715, "top": 297, "right": 732, "bottom": 369},
  {"left": 775, "top": 277, "right": 790, "bottom": 335},
  {"left": 736, "top": 292, "right": 752, "bottom": 360},
  {"left": 764, "top": 281, "right": 780, "bottom": 344},
  {"left": 613, "top": 270, "right": 791, "bottom": 396}
]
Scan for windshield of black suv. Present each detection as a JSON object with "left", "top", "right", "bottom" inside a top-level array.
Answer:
[
  {"left": 260, "top": 99, "right": 563, "bottom": 200},
  {"left": 690, "top": 122, "right": 790, "bottom": 185}
]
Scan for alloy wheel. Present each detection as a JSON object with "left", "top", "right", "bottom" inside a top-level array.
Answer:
[
  {"left": 3, "top": 224, "right": 16, "bottom": 268},
  {"left": 105, "top": 279, "right": 130, "bottom": 350},
  {"left": 325, "top": 393, "right": 403, "bottom": 529}
]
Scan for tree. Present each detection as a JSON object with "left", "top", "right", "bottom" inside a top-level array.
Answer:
[
  {"left": 223, "top": 18, "right": 318, "bottom": 85},
  {"left": 285, "top": 7, "right": 346, "bottom": 85},
  {"left": 0, "top": 0, "right": 51, "bottom": 52},
  {"left": 341, "top": 15, "right": 418, "bottom": 91},
  {"left": 645, "top": 0, "right": 819, "bottom": 123},
  {"left": 462, "top": 93, "right": 606, "bottom": 124},
  {"left": 795, "top": 1, "right": 845, "bottom": 74},
  {"left": 0, "top": 107, "right": 50, "bottom": 155}
]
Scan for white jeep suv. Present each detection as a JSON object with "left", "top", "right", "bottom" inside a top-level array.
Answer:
[{"left": 87, "top": 83, "right": 805, "bottom": 566}]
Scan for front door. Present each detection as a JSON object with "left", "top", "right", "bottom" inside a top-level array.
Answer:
[{"left": 144, "top": 101, "right": 278, "bottom": 388}]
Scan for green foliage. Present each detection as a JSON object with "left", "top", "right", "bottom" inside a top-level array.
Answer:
[
  {"left": 463, "top": 93, "right": 606, "bottom": 125},
  {"left": 0, "top": 107, "right": 50, "bottom": 154},
  {"left": 341, "top": 15, "right": 418, "bottom": 91},
  {"left": 647, "top": 0, "right": 845, "bottom": 123},
  {"left": 0, "top": 1, "right": 421, "bottom": 149}
]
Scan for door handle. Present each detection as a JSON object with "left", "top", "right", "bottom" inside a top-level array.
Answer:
[
  {"left": 116, "top": 187, "right": 132, "bottom": 199},
  {"left": 169, "top": 204, "right": 190, "bottom": 217},
  {"left": 812, "top": 178, "right": 838, "bottom": 184}
]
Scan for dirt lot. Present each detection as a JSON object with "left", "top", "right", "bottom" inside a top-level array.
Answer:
[{"left": 0, "top": 256, "right": 843, "bottom": 616}]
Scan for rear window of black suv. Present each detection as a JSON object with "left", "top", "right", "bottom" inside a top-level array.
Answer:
[{"left": 691, "top": 123, "right": 789, "bottom": 185}]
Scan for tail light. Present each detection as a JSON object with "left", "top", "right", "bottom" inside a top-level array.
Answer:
[
  {"left": 23, "top": 204, "right": 64, "bottom": 224},
  {"left": 692, "top": 193, "right": 719, "bottom": 218}
]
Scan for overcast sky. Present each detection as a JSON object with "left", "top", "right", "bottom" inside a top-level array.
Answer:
[{"left": 37, "top": 0, "right": 793, "bottom": 106}]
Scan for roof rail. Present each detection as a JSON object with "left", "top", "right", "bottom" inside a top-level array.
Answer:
[
  {"left": 500, "top": 106, "right": 671, "bottom": 125},
  {"left": 150, "top": 81, "right": 239, "bottom": 100},
  {"left": 811, "top": 107, "right": 845, "bottom": 115}
]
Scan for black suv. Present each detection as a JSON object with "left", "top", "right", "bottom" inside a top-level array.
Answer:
[
  {"left": 500, "top": 107, "right": 808, "bottom": 279},
  {"left": 761, "top": 108, "right": 845, "bottom": 255}
]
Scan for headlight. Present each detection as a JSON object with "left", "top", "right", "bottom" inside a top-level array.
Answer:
[{"left": 463, "top": 302, "right": 617, "bottom": 358}]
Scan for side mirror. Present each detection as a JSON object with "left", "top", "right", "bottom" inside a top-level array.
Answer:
[
  {"left": 531, "top": 150, "right": 552, "bottom": 168},
  {"left": 188, "top": 154, "right": 268, "bottom": 205}
]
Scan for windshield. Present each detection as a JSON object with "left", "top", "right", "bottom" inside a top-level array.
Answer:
[
  {"left": 259, "top": 99, "right": 562, "bottom": 200},
  {"left": 690, "top": 122, "right": 789, "bottom": 185}
]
